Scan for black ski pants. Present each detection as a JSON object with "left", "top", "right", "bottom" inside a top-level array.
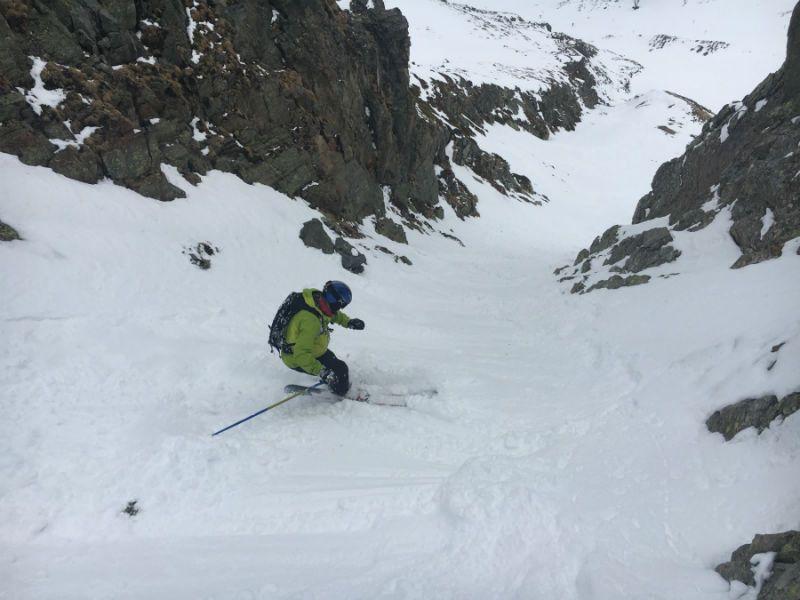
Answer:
[{"left": 292, "top": 350, "right": 350, "bottom": 396}]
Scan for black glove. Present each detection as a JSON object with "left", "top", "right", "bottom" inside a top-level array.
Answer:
[
  {"left": 319, "top": 366, "right": 334, "bottom": 384},
  {"left": 347, "top": 318, "right": 365, "bottom": 330}
]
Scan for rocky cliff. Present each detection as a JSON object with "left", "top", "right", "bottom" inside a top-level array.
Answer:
[
  {"left": 558, "top": 1, "right": 800, "bottom": 294},
  {"left": 0, "top": 0, "right": 445, "bottom": 223},
  {"left": 0, "top": 0, "right": 630, "bottom": 257}
]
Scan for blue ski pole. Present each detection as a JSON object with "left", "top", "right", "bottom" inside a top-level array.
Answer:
[{"left": 212, "top": 381, "right": 325, "bottom": 437}]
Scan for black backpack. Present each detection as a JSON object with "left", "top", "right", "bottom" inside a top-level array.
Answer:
[{"left": 268, "top": 292, "right": 321, "bottom": 354}]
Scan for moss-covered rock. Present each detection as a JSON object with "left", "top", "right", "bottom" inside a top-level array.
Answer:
[
  {"left": 49, "top": 147, "right": 102, "bottom": 184},
  {"left": 707, "top": 391, "right": 800, "bottom": 440},
  {"left": 375, "top": 217, "right": 407, "bottom": 244},
  {"left": 0, "top": 122, "right": 55, "bottom": 166},
  {"left": 0, "top": 219, "right": 21, "bottom": 241}
]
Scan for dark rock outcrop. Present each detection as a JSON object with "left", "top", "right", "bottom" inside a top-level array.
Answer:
[
  {"left": 603, "top": 227, "right": 681, "bottom": 272},
  {"left": 586, "top": 273, "right": 650, "bottom": 292},
  {"left": 182, "top": 241, "right": 218, "bottom": 270},
  {"left": 562, "top": 1, "right": 800, "bottom": 293},
  {"left": 706, "top": 391, "right": 800, "bottom": 441},
  {"left": 333, "top": 236, "right": 367, "bottom": 274},
  {"left": 562, "top": 224, "right": 681, "bottom": 293},
  {"left": 437, "top": 166, "right": 479, "bottom": 218},
  {"left": 450, "top": 135, "right": 535, "bottom": 202},
  {"left": 375, "top": 216, "right": 407, "bottom": 244},
  {"left": 299, "top": 219, "right": 335, "bottom": 255},
  {"left": 0, "top": 218, "right": 21, "bottom": 241},
  {"left": 716, "top": 531, "right": 800, "bottom": 599}
]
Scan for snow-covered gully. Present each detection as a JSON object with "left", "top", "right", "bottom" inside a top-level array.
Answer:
[{"left": 2, "top": 1, "right": 799, "bottom": 599}]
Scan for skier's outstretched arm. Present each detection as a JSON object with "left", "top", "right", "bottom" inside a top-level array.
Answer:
[
  {"left": 332, "top": 311, "right": 350, "bottom": 327},
  {"left": 333, "top": 311, "right": 365, "bottom": 330}
]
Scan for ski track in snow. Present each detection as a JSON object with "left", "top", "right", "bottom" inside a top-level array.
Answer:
[{"left": 2, "top": 2, "right": 800, "bottom": 598}]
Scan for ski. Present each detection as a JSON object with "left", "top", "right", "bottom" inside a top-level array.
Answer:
[
  {"left": 282, "top": 383, "right": 366, "bottom": 402},
  {"left": 283, "top": 384, "right": 436, "bottom": 407}
]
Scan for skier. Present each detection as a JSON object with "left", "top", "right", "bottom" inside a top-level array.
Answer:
[{"left": 269, "top": 280, "right": 365, "bottom": 396}]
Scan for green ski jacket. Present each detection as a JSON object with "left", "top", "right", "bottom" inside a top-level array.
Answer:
[{"left": 280, "top": 288, "right": 351, "bottom": 376}]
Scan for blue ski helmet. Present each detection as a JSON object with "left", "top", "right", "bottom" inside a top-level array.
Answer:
[{"left": 322, "top": 280, "right": 352, "bottom": 312}]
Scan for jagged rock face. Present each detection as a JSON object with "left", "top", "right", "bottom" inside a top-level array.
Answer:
[
  {"left": 716, "top": 531, "right": 800, "bottom": 599},
  {"left": 449, "top": 134, "right": 534, "bottom": 202},
  {"left": 437, "top": 166, "right": 479, "bottom": 218},
  {"left": 423, "top": 45, "right": 601, "bottom": 142},
  {"left": 0, "top": 0, "right": 445, "bottom": 223}
]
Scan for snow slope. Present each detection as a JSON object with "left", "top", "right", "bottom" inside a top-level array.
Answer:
[
  {"left": 381, "top": 0, "right": 639, "bottom": 100},
  {"left": 474, "top": 88, "right": 704, "bottom": 230},
  {"left": 456, "top": 0, "right": 796, "bottom": 111},
  {"left": 2, "top": 116, "right": 799, "bottom": 598},
  {"left": 2, "top": 2, "right": 800, "bottom": 599}
]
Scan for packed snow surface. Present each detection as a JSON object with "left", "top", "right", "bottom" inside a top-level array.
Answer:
[{"left": 3, "top": 2, "right": 800, "bottom": 599}]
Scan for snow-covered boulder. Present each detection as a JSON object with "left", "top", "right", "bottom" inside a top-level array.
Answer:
[{"left": 715, "top": 531, "right": 800, "bottom": 600}]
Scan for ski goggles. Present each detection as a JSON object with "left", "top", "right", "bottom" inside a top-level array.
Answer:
[{"left": 322, "top": 288, "right": 348, "bottom": 312}]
